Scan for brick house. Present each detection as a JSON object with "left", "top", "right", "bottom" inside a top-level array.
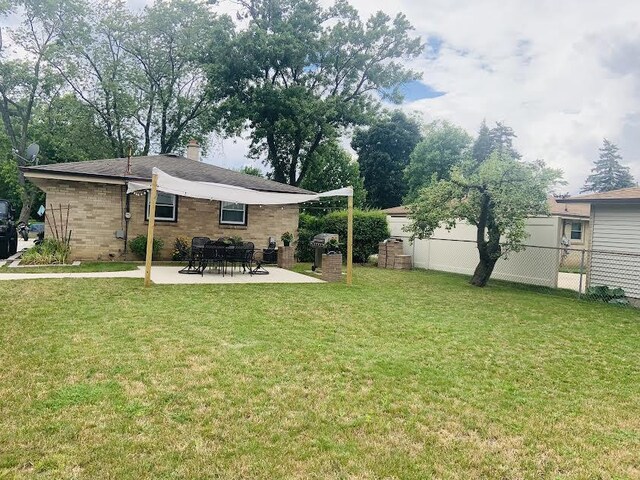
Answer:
[{"left": 22, "top": 146, "right": 310, "bottom": 261}]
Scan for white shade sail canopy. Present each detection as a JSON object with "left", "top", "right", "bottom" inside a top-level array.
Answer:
[{"left": 127, "top": 168, "right": 352, "bottom": 205}]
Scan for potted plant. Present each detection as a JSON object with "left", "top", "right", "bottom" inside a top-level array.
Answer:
[
  {"left": 325, "top": 238, "right": 341, "bottom": 254},
  {"left": 281, "top": 231, "right": 294, "bottom": 247}
]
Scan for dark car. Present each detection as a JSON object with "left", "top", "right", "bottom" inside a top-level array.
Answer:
[{"left": 0, "top": 200, "right": 19, "bottom": 259}]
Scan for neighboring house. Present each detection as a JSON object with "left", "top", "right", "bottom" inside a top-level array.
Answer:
[
  {"left": 548, "top": 196, "right": 591, "bottom": 268},
  {"left": 22, "top": 144, "right": 310, "bottom": 260},
  {"left": 383, "top": 199, "right": 591, "bottom": 263},
  {"left": 559, "top": 187, "right": 640, "bottom": 301}
]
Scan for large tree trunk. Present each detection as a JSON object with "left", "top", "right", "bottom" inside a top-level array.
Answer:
[
  {"left": 470, "top": 256, "right": 498, "bottom": 287},
  {"left": 16, "top": 169, "right": 34, "bottom": 223},
  {"left": 470, "top": 192, "right": 501, "bottom": 287}
]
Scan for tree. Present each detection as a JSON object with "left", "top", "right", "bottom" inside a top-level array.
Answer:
[
  {"left": 239, "top": 165, "right": 264, "bottom": 177},
  {"left": 404, "top": 120, "right": 472, "bottom": 201},
  {"left": 121, "top": 0, "right": 226, "bottom": 154},
  {"left": 53, "top": 0, "right": 136, "bottom": 158},
  {"left": 54, "top": 0, "right": 229, "bottom": 157},
  {"left": 31, "top": 94, "right": 114, "bottom": 164},
  {"left": 299, "top": 141, "right": 366, "bottom": 215},
  {"left": 352, "top": 110, "right": 422, "bottom": 209},
  {"left": 581, "top": 139, "right": 636, "bottom": 193},
  {"left": 0, "top": 0, "right": 77, "bottom": 221},
  {"left": 472, "top": 120, "right": 520, "bottom": 164},
  {"left": 406, "top": 152, "right": 562, "bottom": 287},
  {"left": 204, "top": 0, "right": 423, "bottom": 186}
]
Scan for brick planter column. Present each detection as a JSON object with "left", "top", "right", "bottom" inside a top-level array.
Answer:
[
  {"left": 378, "top": 240, "right": 404, "bottom": 268},
  {"left": 378, "top": 242, "right": 387, "bottom": 268},
  {"left": 322, "top": 253, "right": 343, "bottom": 282},
  {"left": 277, "top": 245, "right": 295, "bottom": 269},
  {"left": 393, "top": 254, "right": 412, "bottom": 270}
]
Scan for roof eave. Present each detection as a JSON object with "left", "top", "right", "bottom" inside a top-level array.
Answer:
[
  {"left": 558, "top": 198, "right": 640, "bottom": 204},
  {"left": 22, "top": 166, "right": 316, "bottom": 195}
]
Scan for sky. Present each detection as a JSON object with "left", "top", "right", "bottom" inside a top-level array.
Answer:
[
  {"left": 207, "top": 0, "right": 640, "bottom": 193},
  {"left": 8, "top": 0, "right": 640, "bottom": 193}
]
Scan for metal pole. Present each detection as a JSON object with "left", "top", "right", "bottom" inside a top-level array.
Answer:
[
  {"left": 346, "top": 194, "right": 353, "bottom": 286},
  {"left": 144, "top": 173, "right": 158, "bottom": 287},
  {"left": 578, "top": 249, "right": 585, "bottom": 298}
]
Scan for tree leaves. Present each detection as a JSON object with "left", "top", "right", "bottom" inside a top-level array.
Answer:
[
  {"left": 352, "top": 111, "right": 422, "bottom": 209},
  {"left": 204, "top": 0, "right": 423, "bottom": 186},
  {"left": 404, "top": 120, "right": 472, "bottom": 201}
]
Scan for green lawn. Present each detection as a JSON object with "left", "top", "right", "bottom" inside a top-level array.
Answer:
[
  {"left": 1, "top": 267, "right": 638, "bottom": 478},
  {"left": 0, "top": 262, "right": 140, "bottom": 274}
]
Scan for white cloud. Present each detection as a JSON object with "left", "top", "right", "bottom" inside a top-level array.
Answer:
[{"left": 351, "top": 0, "right": 640, "bottom": 192}]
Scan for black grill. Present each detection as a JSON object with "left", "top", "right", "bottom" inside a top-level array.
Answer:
[{"left": 310, "top": 233, "right": 338, "bottom": 271}]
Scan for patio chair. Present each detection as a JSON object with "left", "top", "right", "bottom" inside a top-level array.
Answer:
[
  {"left": 224, "top": 244, "right": 246, "bottom": 276},
  {"left": 179, "top": 236, "right": 210, "bottom": 274},
  {"left": 200, "top": 240, "right": 225, "bottom": 276},
  {"left": 241, "top": 242, "right": 255, "bottom": 274},
  {"left": 251, "top": 240, "right": 271, "bottom": 275}
]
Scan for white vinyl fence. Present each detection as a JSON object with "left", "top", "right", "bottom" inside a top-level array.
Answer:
[{"left": 387, "top": 216, "right": 563, "bottom": 288}]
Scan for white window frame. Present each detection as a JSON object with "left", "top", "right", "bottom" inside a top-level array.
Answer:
[
  {"left": 219, "top": 201, "right": 247, "bottom": 225},
  {"left": 570, "top": 221, "right": 583, "bottom": 241},
  {"left": 146, "top": 192, "right": 178, "bottom": 222}
]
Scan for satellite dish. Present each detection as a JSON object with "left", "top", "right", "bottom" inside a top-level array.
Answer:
[{"left": 26, "top": 143, "right": 40, "bottom": 162}]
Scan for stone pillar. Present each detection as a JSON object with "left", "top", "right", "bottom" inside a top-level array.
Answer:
[
  {"left": 277, "top": 245, "right": 294, "bottom": 269},
  {"left": 378, "top": 240, "right": 404, "bottom": 268},
  {"left": 322, "top": 253, "right": 343, "bottom": 282},
  {"left": 393, "top": 254, "right": 412, "bottom": 270},
  {"left": 378, "top": 241, "right": 387, "bottom": 268}
]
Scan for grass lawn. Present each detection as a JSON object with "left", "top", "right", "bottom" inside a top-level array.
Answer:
[
  {"left": 559, "top": 265, "right": 587, "bottom": 274},
  {"left": 0, "top": 262, "right": 139, "bottom": 274},
  {"left": 1, "top": 267, "right": 638, "bottom": 478}
]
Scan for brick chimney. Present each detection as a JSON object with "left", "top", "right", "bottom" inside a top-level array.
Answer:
[{"left": 186, "top": 139, "right": 201, "bottom": 162}]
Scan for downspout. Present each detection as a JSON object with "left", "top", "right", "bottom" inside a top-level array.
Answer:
[
  {"left": 123, "top": 143, "right": 132, "bottom": 257},
  {"left": 124, "top": 190, "right": 130, "bottom": 256}
]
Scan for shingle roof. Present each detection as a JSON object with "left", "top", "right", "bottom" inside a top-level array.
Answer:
[
  {"left": 382, "top": 205, "right": 409, "bottom": 216},
  {"left": 22, "top": 155, "right": 314, "bottom": 194},
  {"left": 547, "top": 196, "right": 590, "bottom": 218},
  {"left": 385, "top": 200, "right": 592, "bottom": 219},
  {"left": 557, "top": 187, "right": 640, "bottom": 203}
]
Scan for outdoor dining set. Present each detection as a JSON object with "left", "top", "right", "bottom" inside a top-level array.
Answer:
[{"left": 178, "top": 237, "right": 268, "bottom": 276}]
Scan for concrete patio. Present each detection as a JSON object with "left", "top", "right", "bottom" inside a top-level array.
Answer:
[{"left": 0, "top": 265, "right": 324, "bottom": 284}]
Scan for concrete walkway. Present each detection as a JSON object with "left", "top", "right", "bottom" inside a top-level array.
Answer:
[
  {"left": 558, "top": 272, "right": 585, "bottom": 293},
  {"left": 0, "top": 265, "right": 324, "bottom": 284}
]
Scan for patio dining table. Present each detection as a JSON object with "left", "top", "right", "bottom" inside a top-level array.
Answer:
[{"left": 179, "top": 239, "right": 267, "bottom": 276}]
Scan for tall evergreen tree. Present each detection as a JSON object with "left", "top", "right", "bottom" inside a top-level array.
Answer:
[
  {"left": 472, "top": 120, "right": 520, "bottom": 164},
  {"left": 581, "top": 139, "right": 636, "bottom": 193},
  {"left": 472, "top": 120, "right": 492, "bottom": 164}
]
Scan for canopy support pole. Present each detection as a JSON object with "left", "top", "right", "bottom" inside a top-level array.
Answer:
[
  {"left": 144, "top": 173, "right": 158, "bottom": 287},
  {"left": 347, "top": 193, "right": 353, "bottom": 286}
]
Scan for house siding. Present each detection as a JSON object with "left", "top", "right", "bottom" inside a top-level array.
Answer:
[
  {"left": 33, "top": 178, "right": 300, "bottom": 261},
  {"left": 560, "top": 218, "right": 591, "bottom": 268},
  {"left": 589, "top": 203, "right": 640, "bottom": 299}
]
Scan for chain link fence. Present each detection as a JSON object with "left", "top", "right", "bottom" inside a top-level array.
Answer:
[{"left": 388, "top": 235, "right": 640, "bottom": 308}]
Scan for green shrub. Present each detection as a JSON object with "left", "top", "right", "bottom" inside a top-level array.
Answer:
[
  {"left": 296, "top": 213, "right": 325, "bottom": 262},
  {"left": 172, "top": 236, "right": 190, "bottom": 261},
  {"left": 21, "top": 238, "right": 70, "bottom": 265},
  {"left": 584, "top": 285, "right": 628, "bottom": 304},
  {"left": 129, "top": 235, "right": 164, "bottom": 260},
  {"left": 296, "top": 210, "right": 389, "bottom": 263}
]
